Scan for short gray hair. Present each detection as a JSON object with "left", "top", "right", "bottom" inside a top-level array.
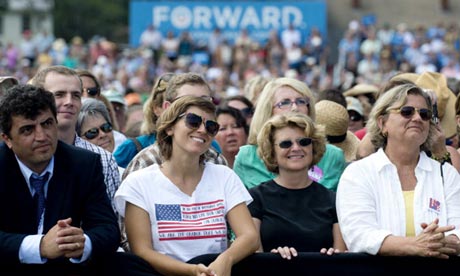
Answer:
[{"left": 76, "top": 98, "right": 112, "bottom": 135}]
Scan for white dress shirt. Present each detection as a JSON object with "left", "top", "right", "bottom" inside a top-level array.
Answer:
[{"left": 337, "top": 148, "right": 460, "bottom": 254}]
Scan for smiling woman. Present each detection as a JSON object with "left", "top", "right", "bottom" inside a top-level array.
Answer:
[
  {"left": 76, "top": 98, "right": 115, "bottom": 153},
  {"left": 249, "top": 112, "right": 346, "bottom": 259},
  {"left": 114, "top": 95, "right": 259, "bottom": 276},
  {"left": 234, "top": 77, "right": 346, "bottom": 192}
]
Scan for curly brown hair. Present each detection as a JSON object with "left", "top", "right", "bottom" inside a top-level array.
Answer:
[{"left": 257, "top": 112, "right": 326, "bottom": 174}]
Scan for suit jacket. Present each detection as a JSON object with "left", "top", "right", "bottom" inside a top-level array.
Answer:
[{"left": 0, "top": 141, "right": 120, "bottom": 264}]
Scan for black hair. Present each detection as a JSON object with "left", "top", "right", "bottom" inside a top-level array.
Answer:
[
  {"left": 317, "top": 88, "right": 347, "bottom": 107},
  {"left": 216, "top": 105, "right": 249, "bottom": 135},
  {"left": 220, "top": 95, "right": 255, "bottom": 112},
  {"left": 0, "top": 84, "right": 57, "bottom": 136}
]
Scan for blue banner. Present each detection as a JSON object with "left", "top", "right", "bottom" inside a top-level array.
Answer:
[{"left": 130, "top": 0, "right": 326, "bottom": 47}]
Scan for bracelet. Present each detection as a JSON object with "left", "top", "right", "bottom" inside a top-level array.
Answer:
[{"left": 432, "top": 151, "right": 451, "bottom": 165}]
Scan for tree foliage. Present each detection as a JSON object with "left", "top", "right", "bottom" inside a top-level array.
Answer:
[{"left": 54, "top": 0, "right": 129, "bottom": 43}]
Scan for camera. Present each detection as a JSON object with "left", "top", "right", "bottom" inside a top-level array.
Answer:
[{"left": 432, "top": 103, "right": 439, "bottom": 124}]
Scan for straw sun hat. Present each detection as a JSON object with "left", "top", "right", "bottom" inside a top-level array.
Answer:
[
  {"left": 315, "top": 100, "right": 359, "bottom": 162},
  {"left": 343, "top": 83, "right": 379, "bottom": 97}
]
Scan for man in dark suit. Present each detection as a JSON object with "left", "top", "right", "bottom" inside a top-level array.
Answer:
[{"left": 0, "top": 84, "right": 120, "bottom": 274}]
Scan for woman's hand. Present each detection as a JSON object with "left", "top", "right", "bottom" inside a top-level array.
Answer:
[
  {"left": 270, "top": 246, "right": 298, "bottom": 260},
  {"left": 320, "top": 247, "right": 344, "bottom": 255},
  {"left": 443, "top": 234, "right": 460, "bottom": 255},
  {"left": 417, "top": 218, "right": 457, "bottom": 258},
  {"left": 430, "top": 123, "right": 448, "bottom": 157},
  {"left": 206, "top": 254, "right": 232, "bottom": 276},
  {"left": 194, "top": 263, "right": 216, "bottom": 276}
]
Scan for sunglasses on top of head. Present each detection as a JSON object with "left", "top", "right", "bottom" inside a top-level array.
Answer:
[
  {"left": 179, "top": 112, "right": 220, "bottom": 136},
  {"left": 83, "top": 122, "right": 113, "bottom": 139},
  {"left": 171, "top": 95, "right": 213, "bottom": 104},
  {"left": 276, "top": 137, "right": 313, "bottom": 149},
  {"left": 389, "top": 106, "right": 432, "bottom": 121}
]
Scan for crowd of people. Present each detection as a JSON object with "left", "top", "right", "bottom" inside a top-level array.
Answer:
[{"left": 1, "top": 18, "right": 460, "bottom": 274}]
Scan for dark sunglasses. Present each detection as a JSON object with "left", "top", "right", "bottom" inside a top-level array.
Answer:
[
  {"left": 83, "top": 122, "right": 113, "bottom": 139},
  {"left": 85, "top": 87, "right": 100, "bottom": 96},
  {"left": 390, "top": 106, "right": 432, "bottom": 121},
  {"left": 179, "top": 112, "right": 220, "bottom": 136},
  {"left": 240, "top": 107, "right": 254, "bottom": 118},
  {"left": 348, "top": 111, "right": 363, "bottom": 122},
  {"left": 276, "top": 137, "right": 312, "bottom": 149}
]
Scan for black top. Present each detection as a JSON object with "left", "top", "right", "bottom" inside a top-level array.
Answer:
[{"left": 248, "top": 179, "right": 337, "bottom": 252}]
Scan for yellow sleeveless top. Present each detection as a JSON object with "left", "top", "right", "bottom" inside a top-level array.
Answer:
[{"left": 403, "top": 190, "right": 415, "bottom": 237}]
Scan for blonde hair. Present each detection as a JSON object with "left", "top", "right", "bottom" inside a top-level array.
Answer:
[
  {"left": 257, "top": 112, "right": 326, "bottom": 174},
  {"left": 243, "top": 75, "right": 270, "bottom": 105},
  {"left": 30, "top": 65, "right": 82, "bottom": 90},
  {"left": 164, "top": 72, "right": 211, "bottom": 102},
  {"left": 248, "top": 77, "right": 315, "bottom": 144},
  {"left": 140, "top": 73, "right": 175, "bottom": 135}
]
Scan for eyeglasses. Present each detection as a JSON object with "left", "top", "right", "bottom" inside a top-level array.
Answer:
[
  {"left": 179, "top": 112, "right": 220, "bottom": 136},
  {"left": 274, "top": 98, "right": 310, "bottom": 109},
  {"left": 85, "top": 87, "right": 100, "bottom": 96},
  {"left": 83, "top": 122, "right": 113, "bottom": 139},
  {"left": 276, "top": 137, "right": 312, "bottom": 149},
  {"left": 348, "top": 111, "right": 363, "bottom": 122},
  {"left": 389, "top": 106, "right": 432, "bottom": 121}
]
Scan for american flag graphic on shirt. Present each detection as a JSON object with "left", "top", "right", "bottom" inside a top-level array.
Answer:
[{"left": 155, "top": 199, "right": 227, "bottom": 241}]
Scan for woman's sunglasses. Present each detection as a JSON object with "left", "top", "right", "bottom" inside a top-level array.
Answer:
[
  {"left": 83, "top": 122, "right": 113, "bottom": 139},
  {"left": 179, "top": 113, "right": 220, "bottom": 136},
  {"left": 84, "top": 87, "right": 100, "bottom": 96},
  {"left": 348, "top": 111, "right": 363, "bottom": 122},
  {"left": 390, "top": 106, "right": 432, "bottom": 121},
  {"left": 276, "top": 137, "right": 312, "bottom": 149},
  {"left": 240, "top": 107, "right": 254, "bottom": 118}
]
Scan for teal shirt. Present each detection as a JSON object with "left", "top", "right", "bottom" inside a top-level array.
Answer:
[
  {"left": 114, "top": 134, "right": 156, "bottom": 168},
  {"left": 233, "top": 144, "right": 345, "bottom": 191}
]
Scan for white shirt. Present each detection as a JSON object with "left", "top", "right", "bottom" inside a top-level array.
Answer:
[
  {"left": 140, "top": 28, "right": 163, "bottom": 50},
  {"left": 16, "top": 156, "right": 92, "bottom": 264},
  {"left": 337, "top": 148, "right": 460, "bottom": 254},
  {"left": 281, "top": 28, "right": 301, "bottom": 49},
  {"left": 115, "top": 162, "right": 252, "bottom": 262}
]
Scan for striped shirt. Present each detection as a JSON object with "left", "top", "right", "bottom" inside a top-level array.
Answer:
[{"left": 74, "top": 135, "right": 121, "bottom": 210}]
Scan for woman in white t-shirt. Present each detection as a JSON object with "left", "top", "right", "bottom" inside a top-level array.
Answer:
[{"left": 115, "top": 96, "right": 259, "bottom": 276}]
